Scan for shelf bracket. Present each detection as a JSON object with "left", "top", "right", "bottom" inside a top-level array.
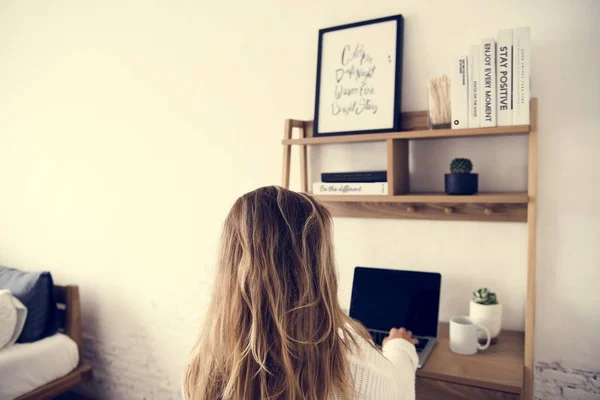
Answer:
[{"left": 282, "top": 119, "right": 309, "bottom": 191}]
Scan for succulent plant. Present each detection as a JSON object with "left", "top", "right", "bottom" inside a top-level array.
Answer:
[
  {"left": 450, "top": 158, "right": 473, "bottom": 174},
  {"left": 473, "top": 288, "right": 498, "bottom": 305}
]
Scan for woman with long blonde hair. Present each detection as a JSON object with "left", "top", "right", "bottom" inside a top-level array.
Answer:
[{"left": 184, "top": 186, "right": 418, "bottom": 399}]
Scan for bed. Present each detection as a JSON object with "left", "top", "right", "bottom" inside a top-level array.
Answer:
[{"left": 3, "top": 285, "right": 93, "bottom": 400}]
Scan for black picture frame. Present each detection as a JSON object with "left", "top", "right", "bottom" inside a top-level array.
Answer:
[{"left": 313, "top": 15, "right": 404, "bottom": 137}]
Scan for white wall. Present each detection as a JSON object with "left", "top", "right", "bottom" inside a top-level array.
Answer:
[{"left": 0, "top": 1, "right": 598, "bottom": 399}]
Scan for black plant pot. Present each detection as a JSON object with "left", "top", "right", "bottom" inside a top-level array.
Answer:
[{"left": 445, "top": 173, "right": 478, "bottom": 195}]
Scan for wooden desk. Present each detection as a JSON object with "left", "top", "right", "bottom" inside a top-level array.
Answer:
[{"left": 416, "top": 323, "right": 524, "bottom": 400}]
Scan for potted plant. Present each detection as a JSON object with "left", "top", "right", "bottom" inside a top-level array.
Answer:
[
  {"left": 445, "top": 158, "right": 478, "bottom": 195},
  {"left": 469, "top": 288, "right": 502, "bottom": 344}
]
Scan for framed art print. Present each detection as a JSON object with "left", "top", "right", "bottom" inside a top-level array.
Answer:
[{"left": 313, "top": 15, "right": 404, "bottom": 137}]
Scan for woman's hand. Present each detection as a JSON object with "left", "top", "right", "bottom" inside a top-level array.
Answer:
[{"left": 382, "top": 327, "right": 419, "bottom": 346}]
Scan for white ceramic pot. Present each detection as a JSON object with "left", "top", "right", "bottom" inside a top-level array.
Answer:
[{"left": 469, "top": 300, "right": 502, "bottom": 340}]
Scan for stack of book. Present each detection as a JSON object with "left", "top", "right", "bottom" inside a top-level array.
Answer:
[
  {"left": 451, "top": 27, "right": 531, "bottom": 129},
  {"left": 312, "top": 171, "right": 388, "bottom": 195}
]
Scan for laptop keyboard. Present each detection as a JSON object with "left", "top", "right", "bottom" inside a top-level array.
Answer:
[{"left": 370, "top": 331, "right": 429, "bottom": 353}]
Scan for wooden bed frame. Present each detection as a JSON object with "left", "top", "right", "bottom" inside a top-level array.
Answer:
[{"left": 15, "top": 285, "right": 93, "bottom": 400}]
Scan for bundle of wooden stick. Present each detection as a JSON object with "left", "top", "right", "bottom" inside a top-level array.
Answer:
[{"left": 428, "top": 75, "right": 451, "bottom": 128}]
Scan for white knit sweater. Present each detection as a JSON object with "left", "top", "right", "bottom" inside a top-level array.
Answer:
[{"left": 338, "top": 335, "right": 418, "bottom": 400}]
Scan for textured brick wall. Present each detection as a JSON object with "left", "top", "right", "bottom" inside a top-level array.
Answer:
[
  {"left": 74, "top": 283, "right": 211, "bottom": 400},
  {"left": 79, "top": 333, "right": 179, "bottom": 399},
  {"left": 535, "top": 362, "right": 600, "bottom": 400}
]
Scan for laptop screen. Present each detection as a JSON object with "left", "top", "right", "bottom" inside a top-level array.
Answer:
[{"left": 349, "top": 267, "right": 441, "bottom": 338}]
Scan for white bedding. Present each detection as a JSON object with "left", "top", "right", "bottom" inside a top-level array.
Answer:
[{"left": 0, "top": 333, "right": 79, "bottom": 400}]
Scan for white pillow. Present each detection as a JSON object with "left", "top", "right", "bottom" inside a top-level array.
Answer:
[
  {"left": 0, "top": 289, "right": 28, "bottom": 350},
  {"left": 9, "top": 294, "right": 27, "bottom": 346}
]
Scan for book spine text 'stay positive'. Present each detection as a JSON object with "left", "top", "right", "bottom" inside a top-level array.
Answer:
[
  {"left": 497, "top": 29, "right": 513, "bottom": 126},
  {"left": 468, "top": 45, "right": 480, "bottom": 128},
  {"left": 480, "top": 38, "right": 497, "bottom": 127},
  {"left": 513, "top": 27, "right": 531, "bottom": 125},
  {"left": 451, "top": 56, "right": 468, "bottom": 129},
  {"left": 313, "top": 182, "right": 388, "bottom": 195}
]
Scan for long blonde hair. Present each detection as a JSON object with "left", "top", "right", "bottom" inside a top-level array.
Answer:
[{"left": 183, "top": 186, "right": 371, "bottom": 400}]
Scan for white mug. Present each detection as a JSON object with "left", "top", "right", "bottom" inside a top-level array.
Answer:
[{"left": 450, "top": 316, "right": 491, "bottom": 355}]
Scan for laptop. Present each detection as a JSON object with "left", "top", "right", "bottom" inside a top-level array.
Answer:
[{"left": 349, "top": 267, "right": 442, "bottom": 368}]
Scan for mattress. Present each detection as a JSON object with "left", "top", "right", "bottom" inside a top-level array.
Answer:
[{"left": 0, "top": 333, "right": 79, "bottom": 400}]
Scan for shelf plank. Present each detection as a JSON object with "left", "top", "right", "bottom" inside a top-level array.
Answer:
[
  {"left": 322, "top": 201, "right": 527, "bottom": 222},
  {"left": 283, "top": 125, "right": 530, "bottom": 145},
  {"left": 314, "top": 193, "right": 529, "bottom": 204},
  {"left": 312, "top": 193, "right": 529, "bottom": 222},
  {"left": 417, "top": 323, "right": 524, "bottom": 394}
]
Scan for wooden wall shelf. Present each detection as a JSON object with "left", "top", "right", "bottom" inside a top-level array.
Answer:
[
  {"left": 314, "top": 193, "right": 528, "bottom": 204},
  {"left": 283, "top": 124, "right": 530, "bottom": 145},
  {"left": 281, "top": 98, "right": 539, "bottom": 399},
  {"left": 314, "top": 193, "right": 529, "bottom": 222},
  {"left": 321, "top": 200, "right": 527, "bottom": 222}
]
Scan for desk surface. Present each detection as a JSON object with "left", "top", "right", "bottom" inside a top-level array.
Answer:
[{"left": 416, "top": 323, "right": 524, "bottom": 394}]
